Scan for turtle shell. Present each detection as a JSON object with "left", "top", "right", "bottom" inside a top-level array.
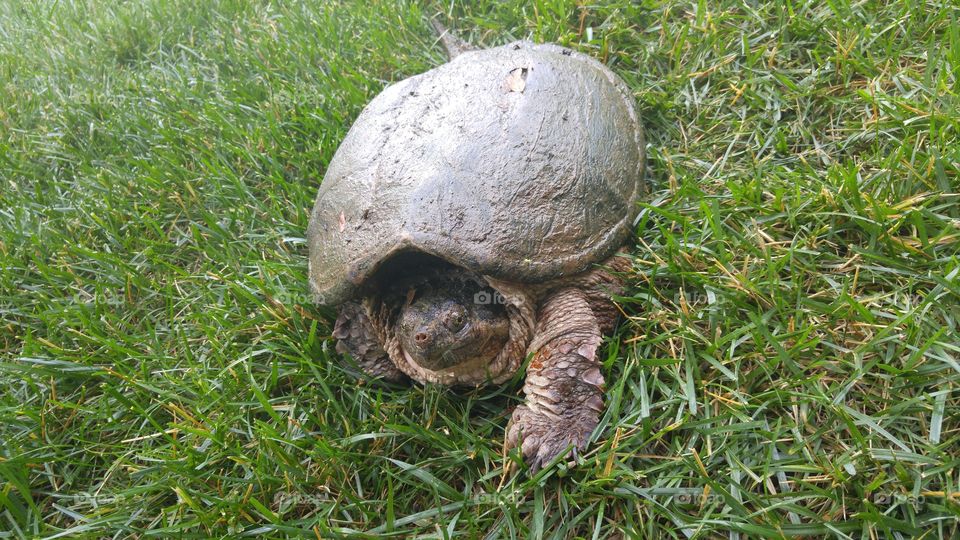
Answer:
[{"left": 308, "top": 41, "right": 645, "bottom": 305}]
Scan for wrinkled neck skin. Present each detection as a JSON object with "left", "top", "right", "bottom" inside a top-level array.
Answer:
[{"left": 370, "top": 266, "right": 536, "bottom": 386}]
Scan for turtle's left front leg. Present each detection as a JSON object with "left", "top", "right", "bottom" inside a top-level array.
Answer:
[
  {"left": 505, "top": 286, "right": 609, "bottom": 470},
  {"left": 505, "top": 255, "right": 630, "bottom": 470}
]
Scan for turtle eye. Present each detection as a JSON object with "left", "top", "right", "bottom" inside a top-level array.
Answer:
[{"left": 444, "top": 310, "right": 466, "bottom": 333}]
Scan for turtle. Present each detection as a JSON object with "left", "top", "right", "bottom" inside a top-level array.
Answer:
[{"left": 307, "top": 22, "right": 645, "bottom": 470}]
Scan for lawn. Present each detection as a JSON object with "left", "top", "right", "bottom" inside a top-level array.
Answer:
[{"left": 1, "top": 0, "right": 958, "bottom": 537}]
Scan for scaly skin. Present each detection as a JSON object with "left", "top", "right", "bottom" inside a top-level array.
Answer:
[
  {"left": 333, "top": 301, "right": 406, "bottom": 382},
  {"left": 333, "top": 253, "right": 630, "bottom": 470},
  {"left": 503, "top": 254, "right": 630, "bottom": 469},
  {"left": 505, "top": 287, "right": 607, "bottom": 470}
]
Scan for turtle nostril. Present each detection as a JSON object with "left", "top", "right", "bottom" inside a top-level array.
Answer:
[{"left": 414, "top": 332, "right": 428, "bottom": 345}]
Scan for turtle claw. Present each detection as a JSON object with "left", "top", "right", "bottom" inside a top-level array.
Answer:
[{"left": 506, "top": 404, "right": 598, "bottom": 472}]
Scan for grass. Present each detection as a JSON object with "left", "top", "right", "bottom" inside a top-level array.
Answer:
[{"left": 1, "top": 0, "right": 958, "bottom": 537}]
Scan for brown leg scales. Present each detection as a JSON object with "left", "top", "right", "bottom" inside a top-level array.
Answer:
[
  {"left": 505, "top": 254, "right": 629, "bottom": 470},
  {"left": 333, "top": 302, "right": 407, "bottom": 382}
]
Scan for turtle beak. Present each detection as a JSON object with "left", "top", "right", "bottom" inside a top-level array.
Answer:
[{"left": 407, "top": 326, "right": 465, "bottom": 371}]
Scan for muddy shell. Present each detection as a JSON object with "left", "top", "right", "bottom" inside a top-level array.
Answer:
[{"left": 308, "top": 40, "right": 645, "bottom": 305}]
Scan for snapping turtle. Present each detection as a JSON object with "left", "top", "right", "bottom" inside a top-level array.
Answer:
[{"left": 308, "top": 24, "right": 644, "bottom": 469}]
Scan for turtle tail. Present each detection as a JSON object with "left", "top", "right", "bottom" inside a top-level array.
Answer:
[{"left": 430, "top": 19, "right": 475, "bottom": 59}]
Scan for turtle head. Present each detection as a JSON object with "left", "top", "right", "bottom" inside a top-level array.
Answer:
[{"left": 396, "top": 274, "right": 510, "bottom": 372}]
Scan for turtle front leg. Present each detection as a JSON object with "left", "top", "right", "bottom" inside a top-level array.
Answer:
[
  {"left": 505, "top": 255, "right": 630, "bottom": 470},
  {"left": 333, "top": 302, "right": 407, "bottom": 382},
  {"left": 506, "top": 286, "right": 608, "bottom": 470}
]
